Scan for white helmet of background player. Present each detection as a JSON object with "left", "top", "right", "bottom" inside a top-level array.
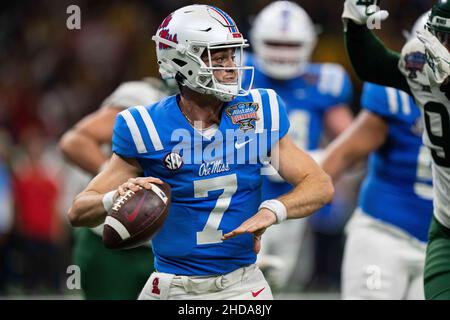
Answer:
[
  {"left": 250, "top": 1, "right": 318, "bottom": 80},
  {"left": 152, "top": 5, "right": 254, "bottom": 102}
]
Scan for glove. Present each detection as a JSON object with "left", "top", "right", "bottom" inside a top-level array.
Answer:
[
  {"left": 342, "top": 0, "right": 389, "bottom": 29},
  {"left": 417, "top": 28, "right": 450, "bottom": 85}
]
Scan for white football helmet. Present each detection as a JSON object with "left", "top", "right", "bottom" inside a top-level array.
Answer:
[
  {"left": 250, "top": 1, "right": 318, "bottom": 80},
  {"left": 152, "top": 5, "right": 254, "bottom": 102}
]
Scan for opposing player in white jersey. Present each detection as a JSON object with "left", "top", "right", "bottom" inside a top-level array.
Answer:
[
  {"left": 321, "top": 13, "right": 433, "bottom": 300},
  {"left": 243, "top": 1, "right": 354, "bottom": 290},
  {"left": 343, "top": 0, "right": 450, "bottom": 299},
  {"left": 66, "top": 4, "right": 334, "bottom": 300},
  {"left": 59, "top": 78, "right": 171, "bottom": 299}
]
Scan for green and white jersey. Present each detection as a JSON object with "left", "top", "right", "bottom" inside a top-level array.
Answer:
[{"left": 399, "top": 37, "right": 450, "bottom": 229}]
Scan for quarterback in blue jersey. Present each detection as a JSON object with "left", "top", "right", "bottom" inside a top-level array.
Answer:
[
  {"left": 322, "top": 81, "right": 433, "bottom": 299},
  {"left": 243, "top": 1, "right": 354, "bottom": 289},
  {"left": 68, "top": 5, "right": 333, "bottom": 300}
]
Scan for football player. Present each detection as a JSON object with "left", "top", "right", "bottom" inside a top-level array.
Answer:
[
  {"left": 59, "top": 78, "right": 170, "bottom": 299},
  {"left": 322, "top": 80, "right": 433, "bottom": 299},
  {"left": 67, "top": 5, "right": 334, "bottom": 300},
  {"left": 244, "top": 1, "right": 354, "bottom": 289},
  {"left": 342, "top": 0, "right": 450, "bottom": 299}
]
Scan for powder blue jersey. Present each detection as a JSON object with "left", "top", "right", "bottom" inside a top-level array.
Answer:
[
  {"left": 359, "top": 83, "right": 433, "bottom": 242},
  {"left": 112, "top": 89, "right": 290, "bottom": 275},
  {"left": 243, "top": 53, "right": 353, "bottom": 201}
]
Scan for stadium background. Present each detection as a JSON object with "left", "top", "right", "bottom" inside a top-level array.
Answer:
[{"left": 0, "top": 0, "right": 435, "bottom": 299}]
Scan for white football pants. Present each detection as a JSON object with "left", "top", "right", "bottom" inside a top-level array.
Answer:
[
  {"left": 138, "top": 264, "right": 273, "bottom": 300},
  {"left": 342, "top": 209, "right": 426, "bottom": 300},
  {"left": 256, "top": 218, "right": 307, "bottom": 288}
]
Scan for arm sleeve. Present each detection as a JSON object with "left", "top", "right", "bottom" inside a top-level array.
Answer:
[{"left": 345, "top": 21, "right": 411, "bottom": 94}]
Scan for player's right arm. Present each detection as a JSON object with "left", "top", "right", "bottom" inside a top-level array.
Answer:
[
  {"left": 68, "top": 154, "right": 163, "bottom": 228},
  {"left": 59, "top": 106, "right": 120, "bottom": 175},
  {"left": 342, "top": 0, "right": 411, "bottom": 94},
  {"left": 321, "top": 110, "right": 387, "bottom": 181},
  {"left": 322, "top": 82, "right": 397, "bottom": 180},
  {"left": 68, "top": 104, "right": 165, "bottom": 228}
]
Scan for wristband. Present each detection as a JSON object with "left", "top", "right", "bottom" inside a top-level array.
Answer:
[{"left": 259, "top": 199, "right": 287, "bottom": 224}]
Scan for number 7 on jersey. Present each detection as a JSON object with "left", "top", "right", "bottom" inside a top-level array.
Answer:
[{"left": 194, "top": 174, "right": 238, "bottom": 245}]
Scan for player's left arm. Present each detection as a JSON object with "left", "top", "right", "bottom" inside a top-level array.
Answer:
[{"left": 223, "top": 135, "right": 334, "bottom": 251}]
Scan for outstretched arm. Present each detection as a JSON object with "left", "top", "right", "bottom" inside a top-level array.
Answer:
[
  {"left": 321, "top": 110, "right": 388, "bottom": 181},
  {"left": 59, "top": 107, "right": 120, "bottom": 175},
  {"left": 342, "top": 0, "right": 411, "bottom": 94},
  {"left": 345, "top": 21, "right": 411, "bottom": 94}
]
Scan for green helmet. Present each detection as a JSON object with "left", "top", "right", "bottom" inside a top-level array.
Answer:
[
  {"left": 427, "top": 1, "right": 450, "bottom": 49},
  {"left": 428, "top": 1, "right": 450, "bottom": 33}
]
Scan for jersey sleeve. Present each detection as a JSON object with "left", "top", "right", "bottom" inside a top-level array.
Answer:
[
  {"left": 112, "top": 110, "right": 141, "bottom": 158},
  {"left": 257, "top": 89, "right": 290, "bottom": 148},
  {"left": 252, "top": 89, "right": 290, "bottom": 150},
  {"left": 317, "top": 63, "right": 353, "bottom": 110},
  {"left": 276, "top": 94, "right": 290, "bottom": 140},
  {"left": 361, "top": 82, "right": 416, "bottom": 121},
  {"left": 398, "top": 38, "right": 429, "bottom": 98},
  {"left": 101, "top": 81, "right": 163, "bottom": 110},
  {"left": 360, "top": 82, "right": 391, "bottom": 118}
]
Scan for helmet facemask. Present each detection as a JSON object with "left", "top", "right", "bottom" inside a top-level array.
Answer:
[{"left": 152, "top": 36, "right": 254, "bottom": 102}]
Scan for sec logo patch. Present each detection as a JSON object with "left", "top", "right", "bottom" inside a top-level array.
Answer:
[{"left": 164, "top": 152, "right": 183, "bottom": 171}]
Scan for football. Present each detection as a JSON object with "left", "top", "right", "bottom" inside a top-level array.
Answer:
[{"left": 102, "top": 182, "right": 171, "bottom": 250}]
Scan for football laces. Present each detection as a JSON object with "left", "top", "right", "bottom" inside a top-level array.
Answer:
[{"left": 112, "top": 189, "right": 135, "bottom": 212}]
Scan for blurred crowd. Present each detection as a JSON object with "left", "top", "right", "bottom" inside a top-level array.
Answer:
[{"left": 0, "top": 0, "right": 436, "bottom": 296}]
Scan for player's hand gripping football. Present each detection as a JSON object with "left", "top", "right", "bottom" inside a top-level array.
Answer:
[
  {"left": 117, "top": 176, "right": 165, "bottom": 196},
  {"left": 342, "top": 0, "right": 389, "bottom": 26},
  {"left": 222, "top": 208, "right": 278, "bottom": 254}
]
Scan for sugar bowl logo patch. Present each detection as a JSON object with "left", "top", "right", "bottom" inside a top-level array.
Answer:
[
  {"left": 225, "top": 102, "right": 259, "bottom": 132},
  {"left": 404, "top": 51, "right": 426, "bottom": 79}
]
